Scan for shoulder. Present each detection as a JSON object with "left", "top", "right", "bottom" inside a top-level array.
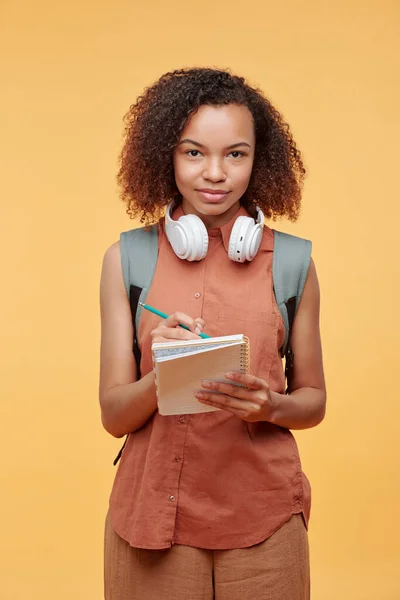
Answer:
[
  {"left": 270, "top": 227, "right": 311, "bottom": 245},
  {"left": 261, "top": 225, "right": 312, "bottom": 252},
  {"left": 100, "top": 241, "right": 124, "bottom": 294},
  {"left": 102, "top": 223, "right": 159, "bottom": 269},
  {"left": 102, "top": 240, "right": 121, "bottom": 272},
  {"left": 304, "top": 257, "right": 319, "bottom": 292},
  {"left": 297, "top": 257, "right": 320, "bottom": 314},
  {"left": 120, "top": 222, "right": 162, "bottom": 247}
]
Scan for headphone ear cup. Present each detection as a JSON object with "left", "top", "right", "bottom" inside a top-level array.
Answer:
[
  {"left": 228, "top": 216, "right": 254, "bottom": 263},
  {"left": 164, "top": 202, "right": 208, "bottom": 261},
  {"left": 245, "top": 225, "right": 263, "bottom": 261},
  {"left": 228, "top": 215, "right": 263, "bottom": 262},
  {"left": 179, "top": 214, "right": 208, "bottom": 261}
]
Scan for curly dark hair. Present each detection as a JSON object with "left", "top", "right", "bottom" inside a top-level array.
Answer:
[{"left": 117, "top": 67, "right": 306, "bottom": 224}]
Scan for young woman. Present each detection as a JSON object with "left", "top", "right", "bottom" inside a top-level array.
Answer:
[{"left": 99, "top": 67, "right": 326, "bottom": 600}]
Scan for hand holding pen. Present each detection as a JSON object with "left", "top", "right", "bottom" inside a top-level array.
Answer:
[{"left": 140, "top": 302, "right": 210, "bottom": 343}]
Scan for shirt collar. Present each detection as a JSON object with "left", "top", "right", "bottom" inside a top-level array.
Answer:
[{"left": 170, "top": 203, "right": 274, "bottom": 252}]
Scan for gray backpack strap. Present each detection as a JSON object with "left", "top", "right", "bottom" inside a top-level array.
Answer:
[
  {"left": 114, "top": 224, "right": 159, "bottom": 467},
  {"left": 120, "top": 224, "right": 159, "bottom": 334},
  {"left": 273, "top": 230, "right": 312, "bottom": 358}
]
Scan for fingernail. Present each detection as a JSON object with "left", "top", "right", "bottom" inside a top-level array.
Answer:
[
  {"left": 225, "top": 372, "right": 234, "bottom": 379},
  {"left": 202, "top": 380, "right": 211, "bottom": 388},
  {"left": 195, "top": 326, "right": 201, "bottom": 335}
]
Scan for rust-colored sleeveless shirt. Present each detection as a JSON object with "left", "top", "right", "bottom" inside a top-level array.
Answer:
[{"left": 109, "top": 205, "right": 311, "bottom": 550}]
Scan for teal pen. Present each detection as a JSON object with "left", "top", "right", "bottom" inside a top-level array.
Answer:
[{"left": 138, "top": 302, "right": 211, "bottom": 339}]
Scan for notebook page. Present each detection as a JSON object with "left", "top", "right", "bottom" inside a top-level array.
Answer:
[
  {"left": 152, "top": 334, "right": 244, "bottom": 351},
  {"left": 155, "top": 341, "right": 242, "bottom": 362},
  {"left": 152, "top": 334, "right": 245, "bottom": 361},
  {"left": 156, "top": 341, "right": 246, "bottom": 415}
]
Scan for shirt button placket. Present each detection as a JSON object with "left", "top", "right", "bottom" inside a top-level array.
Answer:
[
  {"left": 174, "top": 416, "right": 185, "bottom": 469},
  {"left": 166, "top": 415, "right": 188, "bottom": 528}
]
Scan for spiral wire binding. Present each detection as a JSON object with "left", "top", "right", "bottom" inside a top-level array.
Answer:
[{"left": 240, "top": 336, "right": 251, "bottom": 374}]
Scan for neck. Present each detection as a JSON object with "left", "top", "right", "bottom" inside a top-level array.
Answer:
[{"left": 180, "top": 199, "right": 241, "bottom": 230}]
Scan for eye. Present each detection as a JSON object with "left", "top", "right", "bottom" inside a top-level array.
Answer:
[
  {"left": 229, "top": 151, "right": 245, "bottom": 158},
  {"left": 186, "top": 149, "right": 202, "bottom": 158}
]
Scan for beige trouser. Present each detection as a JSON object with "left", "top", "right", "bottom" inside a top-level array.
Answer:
[{"left": 104, "top": 512, "right": 310, "bottom": 600}]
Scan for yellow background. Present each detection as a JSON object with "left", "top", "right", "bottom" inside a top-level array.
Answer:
[{"left": 1, "top": 0, "right": 399, "bottom": 598}]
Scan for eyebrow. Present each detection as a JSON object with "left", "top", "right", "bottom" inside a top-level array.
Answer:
[{"left": 178, "top": 138, "right": 251, "bottom": 150}]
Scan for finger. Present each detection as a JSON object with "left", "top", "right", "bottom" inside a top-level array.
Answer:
[
  {"left": 163, "top": 312, "right": 201, "bottom": 334},
  {"left": 151, "top": 335, "right": 170, "bottom": 343},
  {"left": 200, "top": 379, "right": 253, "bottom": 401},
  {"left": 152, "top": 326, "right": 199, "bottom": 342},
  {"left": 194, "top": 317, "right": 206, "bottom": 334},
  {"left": 225, "top": 371, "right": 266, "bottom": 390},
  {"left": 195, "top": 391, "right": 244, "bottom": 409},
  {"left": 195, "top": 392, "right": 255, "bottom": 415}
]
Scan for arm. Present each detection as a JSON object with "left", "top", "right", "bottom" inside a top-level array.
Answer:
[
  {"left": 195, "top": 258, "right": 326, "bottom": 430},
  {"left": 99, "top": 241, "right": 157, "bottom": 438},
  {"left": 99, "top": 241, "right": 206, "bottom": 438},
  {"left": 268, "top": 258, "right": 326, "bottom": 429}
]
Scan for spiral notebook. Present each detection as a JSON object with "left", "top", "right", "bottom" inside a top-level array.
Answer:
[{"left": 151, "top": 334, "right": 250, "bottom": 415}]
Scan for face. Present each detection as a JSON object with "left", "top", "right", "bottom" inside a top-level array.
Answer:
[{"left": 172, "top": 104, "right": 255, "bottom": 229}]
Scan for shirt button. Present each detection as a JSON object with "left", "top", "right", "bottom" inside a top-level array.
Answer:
[
  {"left": 194, "top": 292, "right": 201, "bottom": 299},
  {"left": 169, "top": 495, "right": 175, "bottom": 502},
  {"left": 178, "top": 416, "right": 186, "bottom": 423},
  {"left": 175, "top": 457, "right": 181, "bottom": 463}
]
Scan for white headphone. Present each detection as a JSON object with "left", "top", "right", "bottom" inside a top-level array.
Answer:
[{"left": 165, "top": 201, "right": 265, "bottom": 263}]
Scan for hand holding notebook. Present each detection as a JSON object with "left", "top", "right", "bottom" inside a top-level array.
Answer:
[{"left": 151, "top": 334, "right": 250, "bottom": 415}]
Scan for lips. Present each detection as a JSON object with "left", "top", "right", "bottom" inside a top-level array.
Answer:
[
  {"left": 197, "top": 189, "right": 230, "bottom": 203},
  {"left": 198, "top": 189, "right": 229, "bottom": 194}
]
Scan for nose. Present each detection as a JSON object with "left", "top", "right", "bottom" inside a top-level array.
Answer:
[{"left": 202, "top": 158, "right": 227, "bottom": 182}]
